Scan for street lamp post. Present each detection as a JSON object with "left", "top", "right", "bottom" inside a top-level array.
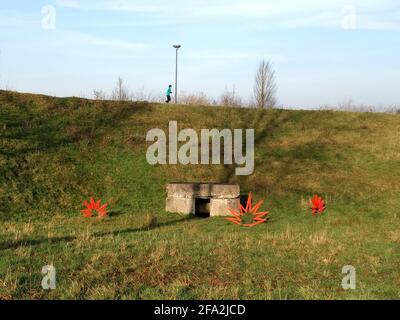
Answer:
[{"left": 173, "top": 45, "right": 181, "bottom": 104}]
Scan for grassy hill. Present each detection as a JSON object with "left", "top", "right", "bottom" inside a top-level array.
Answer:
[{"left": 0, "top": 89, "right": 399, "bottom": 299}]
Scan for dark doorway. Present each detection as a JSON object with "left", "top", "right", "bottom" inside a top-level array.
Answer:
[
  {"left": 195, "top": 198, "right": 211, "bottom": 218},
  {"left": 240, "top": 193, "right": 249, "bottom": 207}
]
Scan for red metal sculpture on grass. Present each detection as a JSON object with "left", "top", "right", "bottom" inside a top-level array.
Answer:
[
  {"left": 81, "top": 198, "right": 108, "bottom": 218},
  {"left": 311, "top": 194, "right": 325, "bottom": 215},
  {"left": 227, "top": 192, "right": 269, "bottom": 227}
]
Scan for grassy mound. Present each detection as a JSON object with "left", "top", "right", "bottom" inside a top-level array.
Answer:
[{"left": 0, "top": 90, "right": 399, "bottom": 299}]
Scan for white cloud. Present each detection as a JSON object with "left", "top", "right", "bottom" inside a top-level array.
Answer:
[
  {"left": 184, "top": 50, "right": 287, "bottom": 64},
  {"left": 55, "top": 0, "right": 81, "bottom": 9},
  {"left": 54, "top": 0, "right": 400, "bottom": 31},
  {"left": 53, "top": 31, "right": 151, "bottom": 50},
  {"left": 85, "top": 35, "right": 149, "bottom": 49},
  {"left": 186, "top": 50, "right": 257, "bottom": 61},
  {"left": 55, "top": 0, "right": 162, "bottom": 13},
  {"left": 0, "top": 9, "right": 37, "bottom": 27}
]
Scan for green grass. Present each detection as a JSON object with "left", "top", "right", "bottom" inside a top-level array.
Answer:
[{"left": 0, "top": 90, "right": 399, "bottom": 299}]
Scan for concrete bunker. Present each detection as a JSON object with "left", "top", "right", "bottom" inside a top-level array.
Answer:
[{"left": 166, "top": 183, "right": 240, "bottom": 217}]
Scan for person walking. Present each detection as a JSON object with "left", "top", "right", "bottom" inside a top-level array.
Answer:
[{"left": 165, "top": 85, "right": 173, "bottom": 103}]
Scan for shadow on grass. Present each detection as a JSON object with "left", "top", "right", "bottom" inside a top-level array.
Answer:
[
  {"left": 107, "top": 210, "right": 126, "bottom": 218},
  {"left": 0, "top": 97, "right": 151, "bottom": 158},
  {"left": 217, "top": 109, "right": 353, "bottom": 196},
  {"left": 0, "top": 216, "right": 193, "bottom": 251},
  {"left": 217, "top": 109, "right": 298, "bottom": 185}
]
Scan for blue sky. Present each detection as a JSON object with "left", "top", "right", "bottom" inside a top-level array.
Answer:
[{"left": 0, "top": 0, "right": 399, "bottom": 108}]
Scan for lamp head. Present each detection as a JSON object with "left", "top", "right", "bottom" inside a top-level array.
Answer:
[{"left": 173, "top": 45, "right": 182, "bottom": 49}]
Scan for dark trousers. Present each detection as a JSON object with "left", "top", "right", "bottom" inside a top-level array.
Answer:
[{"left": 166, "top": 95, "right": 171, "bottom": 103}]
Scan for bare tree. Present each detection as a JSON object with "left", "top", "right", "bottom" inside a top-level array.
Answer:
[
  {"left": 111, "top": 77, "right": 130, "bottom": 101},
  {"left": 219, "top": 86, "right": 243, "bottom": 107},
  {"left": 93, "top": 89, "right": 107, "bottom": 100},
  {"left": 180, "top": 91, "right": 213, "bottom": 106},
  {"left": 253, "top": 60, "right": 277, "bottom": 109}
]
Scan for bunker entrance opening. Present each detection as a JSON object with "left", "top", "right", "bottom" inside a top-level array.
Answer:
[{"left": 195, "top": 197, "right": 211, "bottom": 218}]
